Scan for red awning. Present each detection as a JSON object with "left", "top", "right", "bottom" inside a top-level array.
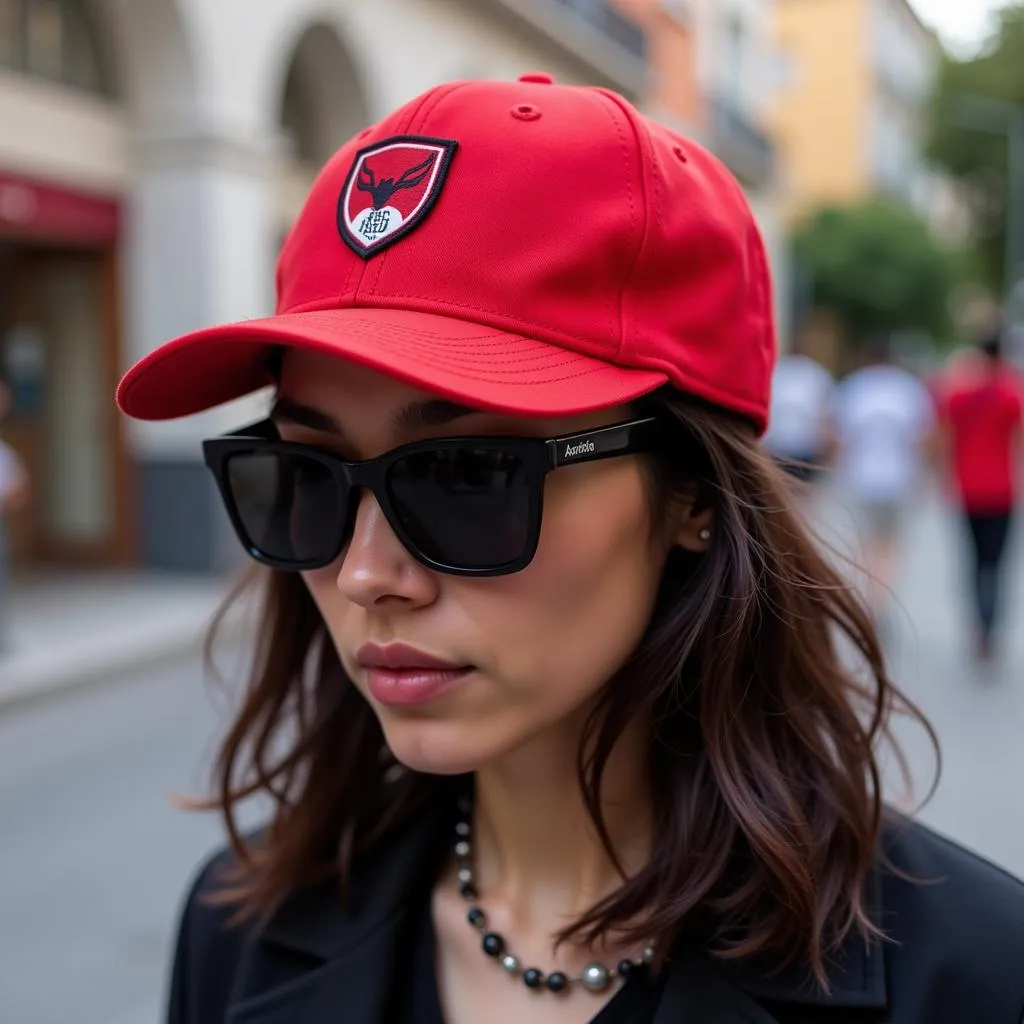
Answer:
[{"left": 0, "top": 169, "right": 120, "bottom": 245}]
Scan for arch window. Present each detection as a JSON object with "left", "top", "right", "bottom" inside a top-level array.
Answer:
[
  {"left": 279, "top": 24, "right": 369, "bottom": 171},
  {"left": 0, "top": 0, "right": 112, "bottom": 96}
]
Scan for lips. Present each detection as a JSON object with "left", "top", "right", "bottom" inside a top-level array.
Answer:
[
  {"left": 356, "top": 643, "right": 474, "bottom": 708},
  {"left": 356, "top": 643, "right": 468, "bottom": 672}
]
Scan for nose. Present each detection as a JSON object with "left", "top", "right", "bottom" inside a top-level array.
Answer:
[{"left": 335, "top": 490, "right": 439, "bottom": 609}]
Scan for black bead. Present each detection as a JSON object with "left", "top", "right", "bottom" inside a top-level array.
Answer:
[
  {"left": 617, "top": 959, "right": 634, "bottom": 977},
  {"left": 467, "top": 907, "right": 486, "bottom": 928},
  {"left": 523, "top": 968, "right": 544, "bottom": 989},
  {"left": 546, "top": 971, "right": 569, "bottom": 993},
  {"left": 460, "top": 882, "right": 478, "bottom": 900},
  {"left": 482, "top": 933, "right": 505, "bottom": 957}
]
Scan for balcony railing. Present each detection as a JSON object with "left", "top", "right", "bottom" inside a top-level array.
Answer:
[
  {"left": 550, "top": 0, "right": 647, "bottom": 63},
  {"left": 484, "top": 0, "right": 649, "bottom": 97},
  {"left": 706, "top": 94, "right": 776, "bottom": 189}
]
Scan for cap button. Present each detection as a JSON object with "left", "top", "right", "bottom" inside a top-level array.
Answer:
[{"left": 518, "top": 72, "right": 554, "bottom": 85}]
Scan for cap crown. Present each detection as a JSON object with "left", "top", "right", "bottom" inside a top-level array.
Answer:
[{"left": 276, "top": 77, "right": 775, "bottom": 429}]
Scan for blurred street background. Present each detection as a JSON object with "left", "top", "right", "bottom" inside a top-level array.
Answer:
[{"left": 0, "top": 0, "right": 1022, "bottom": 1022}]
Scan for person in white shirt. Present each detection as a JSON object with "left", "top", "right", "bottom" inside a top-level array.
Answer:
[
  {"left": 831, "top": 339, "right": 935, "bottom": 616},
  {"left": 763, "top": 349, "right": 836, "bottom": 482}
]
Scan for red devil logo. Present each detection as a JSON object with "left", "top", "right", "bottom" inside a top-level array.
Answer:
[{"left": 338, "top": 136, "right": 458, "bottom": 258}]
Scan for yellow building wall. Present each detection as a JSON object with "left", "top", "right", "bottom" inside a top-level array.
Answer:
[{"left": 770, "top": 0, "right": 875, "bottom": 225}]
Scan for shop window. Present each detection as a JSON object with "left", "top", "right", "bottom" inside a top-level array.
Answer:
[{"left": 0, "top": 0, "right": 110, "bottom": 95}]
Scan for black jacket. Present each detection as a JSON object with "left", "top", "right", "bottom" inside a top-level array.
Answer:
[{"left": 167, "top": 807, "right": 1024, "bottom": 1024}]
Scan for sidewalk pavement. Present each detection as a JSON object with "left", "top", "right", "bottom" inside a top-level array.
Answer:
[{"left": 0, "top": 571, "right": 238, "bottom": 709}]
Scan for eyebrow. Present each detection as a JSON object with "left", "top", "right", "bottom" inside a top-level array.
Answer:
[{"left": 269, "top": 394, "right": 481, "bottom": 439}]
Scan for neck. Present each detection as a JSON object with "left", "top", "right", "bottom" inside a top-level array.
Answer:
[{"left": 469, "top": 710, "right": 653, "bottom": 924}]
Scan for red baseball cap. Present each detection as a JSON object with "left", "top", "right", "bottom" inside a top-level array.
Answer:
[{"left": 117, "top": 75, "right": 776, "bottom": 433}]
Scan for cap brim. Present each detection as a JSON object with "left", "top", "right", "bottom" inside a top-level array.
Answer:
[{"left": 117, "top": 307, "right": 668, "bottom": 421}]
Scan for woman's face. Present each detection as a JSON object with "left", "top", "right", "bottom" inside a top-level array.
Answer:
[{"left": 277, "top": 350, "right": 698, "bottom": 775}]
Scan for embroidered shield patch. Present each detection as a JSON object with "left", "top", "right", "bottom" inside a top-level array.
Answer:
[{"left": 337, "top": 135, "right": 458, "bottom": 258}]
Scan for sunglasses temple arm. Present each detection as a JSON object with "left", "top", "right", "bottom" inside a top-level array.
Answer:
[{"left": 546, "top": 418, "right": 660, "bottom": 469}]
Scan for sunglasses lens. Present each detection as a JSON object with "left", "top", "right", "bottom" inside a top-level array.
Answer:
[
  {"left": 225, "top": 451, "right": 344, "bottom": 566},
  {"left": 387, "top": 448, "right": 533, "bottom": 570}
]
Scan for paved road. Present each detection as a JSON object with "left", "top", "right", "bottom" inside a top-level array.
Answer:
[
  {"left": 0, "top": 652, "right": 258, "bottom": 1024},
  {"left": 0, "top": 489, "right": 1021, "bottom": 1024},
  {"left": 862, "top": 486, "right": 1024, "bottom": 875}
]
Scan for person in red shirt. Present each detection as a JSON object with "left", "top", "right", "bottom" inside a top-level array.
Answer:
[{"left": 937, "top": 323, "right": 1023, "bottom": 661}]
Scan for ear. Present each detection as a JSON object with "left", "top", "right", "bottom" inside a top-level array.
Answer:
[{"left": 675, "top": 500, "right": 715, "bottom": 553}]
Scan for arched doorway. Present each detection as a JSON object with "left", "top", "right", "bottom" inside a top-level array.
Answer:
[
  {"left": 277, "top": 23, "right": 369, "bottom": 231},
  {"left": 0, "top": 0, "right": 125, "bottom": 568},
  {"left": 0, "top": 0, "right": 198, "bottom": 570}
]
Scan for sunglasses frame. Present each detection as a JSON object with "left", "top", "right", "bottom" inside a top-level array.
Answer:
[{"left": 202, "top": 415, "right": 663, "bottom": 577}]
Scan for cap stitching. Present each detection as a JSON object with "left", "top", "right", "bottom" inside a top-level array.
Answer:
[
  {"left": 343, "top": 293, "right": 619, "bottom": 354},
  {"left": 264, "top": 305, "right": 765, "bottom": 407},
  {"left": 591, "top": 89, "right": 648, "bottom": 361},
  {"left": 639, "top": 122, "right": 665, "bottom": 357},
  {"left": 598, "top": 103, "right": 628, "bottom": 352},
  {"left": 588, "top": 91, "right": 636, "bottom": 356},
  {"left": 645, "top": 344, "right": 762, "bottom": 403},
  {"left": 123, "top": 341, "right": 637, "bottom": 394},
  {"left": 277, "top": 308, "right": 541, "bottom": 344},
  {"left": 332, "top": 333, "right": 585, "bottom": 364},
  {"left": 361, "top": 349, "right": 602, "bottom": 380},
  {"left": 354, "top": 82, "right": 466, "bottom": 304},
  {"left": 748, "top": 221, "right": 776, "bottom": 390},
  {"left": 361, "top": 336, "right": 583, "bottom": 364},
  {"left": 294, "top": 314, "right": 619, "bottom": 367},
  {"left": 367, "top": 82, "right": 467, "bottom": 298}
]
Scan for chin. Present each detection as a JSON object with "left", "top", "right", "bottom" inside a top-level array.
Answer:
[{"left": 378, "top": 716, "right": 509, "bottom": 777}]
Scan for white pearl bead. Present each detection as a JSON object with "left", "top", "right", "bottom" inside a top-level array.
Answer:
[
  {"left": 457, "top": 866, "right": 472, "bottom": 883},
  {"left": 500, "top": 954, "right": 521, "bottom": 975},
  {"left": 581, "top": 963, "right": 610, "bottom": 992},
  {"left": 454, "top": 840, "right": 471, "bottom": 858}
]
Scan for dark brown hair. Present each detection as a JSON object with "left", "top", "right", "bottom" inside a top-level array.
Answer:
[{"left": 198, "top": 387, "right": 936, "bottom": 988}]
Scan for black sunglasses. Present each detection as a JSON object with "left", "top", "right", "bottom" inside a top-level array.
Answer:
[{"left": 202, "top": 416, "right": 663, "bottom": 576}]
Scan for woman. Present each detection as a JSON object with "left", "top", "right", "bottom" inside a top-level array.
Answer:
[{"left": 118, "top": 77, "right": 1024, "bottom": 1024}]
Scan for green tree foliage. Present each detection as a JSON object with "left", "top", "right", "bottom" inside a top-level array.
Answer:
[
  {"left": 927, "top": 4, "right": 1024, "bottom": 291},
  {"left": 794, "top": 200, "right": 957, "bottom": 344}
]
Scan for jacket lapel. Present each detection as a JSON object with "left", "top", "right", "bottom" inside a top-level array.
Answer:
[
  {"left": 655, "top": 861, "right": 887, "bottom": 1022},
  {"left": 654, "top": 950, "right": 782, "bottom": 1024},
  {"left": 654, "top": 927, "right": 887, "bottom": 1024},
  {"left": 225, "top": 803, "right": 450, "bottom": 1024},
  {"left": 225, "top": 926, "right": 405, "bottom": 1024}
]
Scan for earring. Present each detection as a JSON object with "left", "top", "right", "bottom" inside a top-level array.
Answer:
[{"left": 699, "top": 528, "right": 711, "bottom": 542}]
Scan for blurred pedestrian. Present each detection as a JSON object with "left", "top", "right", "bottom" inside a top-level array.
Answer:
[
  {"left": 832, "top": 337, "right": 934, "bottom": 618},
  {"left": 762, "top": 343, "right": 836, "bottom": 485},
  {"left": 935, "top": 322, "right": 1023, "bottom": 662},
  {"left": 118, "top": 79, "right": 1024, "bottom": 1024},
  {"left": 0, "top": 379, "right": 28, "bottom": 653}
]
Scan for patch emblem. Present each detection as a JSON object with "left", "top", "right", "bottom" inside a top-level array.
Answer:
[{"left": 338, "top": 135, "right": 458, "bottom": 258}]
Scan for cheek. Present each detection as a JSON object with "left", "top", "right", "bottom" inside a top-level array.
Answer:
[
  {"left": 300, "top": 565, "right": 356, "bottom": 658},
  {"left": 465, "top": 463, "right": 665, "bottom": 705}
]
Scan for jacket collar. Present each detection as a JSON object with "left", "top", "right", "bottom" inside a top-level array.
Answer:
[
  {"left": 226, "top": 799, "right": 888, "bottom": 1023},
  {"left": 716, "top": 859, "right": 888, "bottom": 1009}
]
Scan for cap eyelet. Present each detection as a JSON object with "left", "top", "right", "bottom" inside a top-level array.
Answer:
[
  {"left": 511, "top": 104, "right": 542, "bottom": 122},
  {"left": 673, "top": 145, "right": 688, "bottom": 164}
]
